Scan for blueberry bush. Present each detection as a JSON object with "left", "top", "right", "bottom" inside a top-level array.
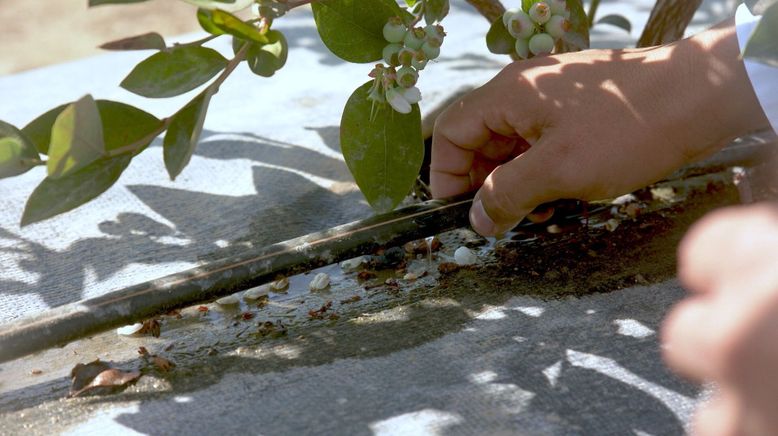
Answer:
[{"left": 0, "top": 0, "right": 775, "bottom": 225}]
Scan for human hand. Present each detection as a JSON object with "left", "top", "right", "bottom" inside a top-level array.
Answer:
[
  {"left": 662, "top": 202, "right": 778, "bottom": 435},
  {"left": 430, "top": 22, "right": 768, "bottom": 236}
]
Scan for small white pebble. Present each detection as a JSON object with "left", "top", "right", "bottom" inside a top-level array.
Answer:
[
  {"left": 454, "top": 246, "right": 478, "bottom": 266},
  {"left": 309, "top": 273, "right": 330, "bottom": 291},
  {"left": 403, "top": 272, "right": 419, "bottom": 281},
  {"left": 612, "top": 193, "right": 637, "bottom": 205},
  {"left": 216, "top": 294, "right": 240, "bottom": 306},
  {"left": 546, "top": 224, "right": 562, "bottom": 234},
  {"left": 340, "top": 256, "right": 367, "bottom": 272},
  {"left": 244, "top": 285, "right": 270, "bottom": 300},
  {"left": 116, "top": 323, "right": 143, "bottom": 336},
  {"left": 605, "top": 218, "right": 620, "bottom": 232},
  {"left": 270, "top": 277, "right": 289, "bottom": 291}
]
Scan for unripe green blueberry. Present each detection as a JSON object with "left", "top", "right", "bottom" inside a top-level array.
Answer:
[
  {"left": 528, "top": 32, "right": 555, "bottom": 55},
  {"left": 400, "top": 86, "right": 422, "bottom": 105},
  {"left": 386, "top": 87, "right": 412, "bottom": 114},
  {"left": 382, "top": 44, "right": 403, "bottom": 66},
  {"left": 383, "top": 17, "right": 407, "bottom": 43},
  {"left": 424, "top": 24, "right": 446, "bottom": 41},
  {"left": 421, "top": 41, "right": 440, "bottom": 60},
  {"left": 425, "top": 35, "right": 443, "bottom": 49},
  {"left": 514, "top": 37, "right": 530, "bottom": 59},
  {"left": 396, "top": 66, "right": 418, "bottom": 88},
  {"left": 545, "top": 14, "right": 571, "bottom": 39},
  {"left": 507, "top": 11, "right": 535, "bottom": 40},
  {"left": 411, "top": 50, "right": 428, "bottom": 70},
  {"left": 548, "top": 0, "right": 569, "bottom": 17},
  {"left": 403, "top": 27, "right": 426, "bottom": 50},
  {"left": 397, "top": 47, "right": 416, "bottom": 66},
  {"left": 382, "top": 43, "right": 403, "bottom": 66},
  {"left": 529, "top": 2, "right": 551, "bottom": 25},
  {"left": 502, "top": 8, "right": 520, "bottom": 27}
]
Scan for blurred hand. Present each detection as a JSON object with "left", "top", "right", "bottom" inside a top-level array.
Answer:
[
  {"left": 663, "top": 202, "right": 778, "bottom": 436},
  {"left": 431, "top": 21, "right": 767, "bottom": 236}
]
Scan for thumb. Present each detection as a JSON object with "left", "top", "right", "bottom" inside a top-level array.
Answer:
[{"left": 469, "top": 146, "right": 558, "bottom": 236}]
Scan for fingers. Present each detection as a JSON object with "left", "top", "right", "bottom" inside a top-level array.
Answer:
[
  {"left": 662, "top": 284, "right": 776, "bottom": 383},
  {"left": 430, "top": 133, "right": 474, "bottom": 198},
  {"left": 667, "top": 203, "right": 778, "bottom": 435},
  {"left": 430, "top": 91, "right": 492, "bottom": 199},
  {"left": 678, "top": 203, "right": 778, "bottom": 294},
  {"left": 677, "top": 207, "right": 742, "bottom": 293},
  {"left": 661, "top": 296, "right": 723, "bottom": 381},
  {"left": 471, "top": 146, "right": 557, "bottom": 235},
  {"left": 430, "top": 80, "right": 530, "bottom": 199},
  {"left": 691, "top": 389, "right": 743, "bottom": 436}
]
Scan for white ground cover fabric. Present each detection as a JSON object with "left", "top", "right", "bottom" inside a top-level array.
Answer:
[{"left": 0, "top": 1, "right": 737, "bottom": 434}]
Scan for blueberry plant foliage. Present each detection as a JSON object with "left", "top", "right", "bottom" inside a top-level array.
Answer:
[
  {"left": 743, "top": 0, "right": 778, "bottom": 67},
  {"left": 0, "top": 0, "right": 774, "bottom": 226}
]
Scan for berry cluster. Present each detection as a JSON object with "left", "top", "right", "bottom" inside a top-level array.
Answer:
[
  {"left": 367, "top": 17, "right": 446, "bottom": 114},
  {"left": 503, "top": 0, "right": 571, "bottom": 59}
]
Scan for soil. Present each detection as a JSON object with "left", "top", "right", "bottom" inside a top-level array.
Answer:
[{"left": 441, "top": 182, "right": 738, "bottom": 301}]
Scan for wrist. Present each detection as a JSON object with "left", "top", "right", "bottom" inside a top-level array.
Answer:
[{"left": 679, "top": 20, "right": 770, "bottom": 159}]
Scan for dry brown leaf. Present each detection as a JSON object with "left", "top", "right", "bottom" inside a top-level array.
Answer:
[
  {"left": 139, "top": 319, "right": 161, "bottom": 338},
  {"left": 438, "top": 262, "right": 460, "bottom": 274},
  {"left": 150, "top": 356, "right": 176, "bottom": 372},
  {"left": 69, "top": 359, "right": 141, "bottom": 398}
]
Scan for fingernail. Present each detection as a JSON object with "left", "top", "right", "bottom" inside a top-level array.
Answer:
[{"left": 470, "top": 199, "right": 496, "bottom": 236}]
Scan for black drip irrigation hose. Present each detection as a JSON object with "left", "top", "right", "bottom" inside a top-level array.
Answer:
[
  {"left": 0, "top": 131, "right": 775, "bottom": 364},
  {"left": 0, "top": 194, "right": 474, "bottom": 363}
]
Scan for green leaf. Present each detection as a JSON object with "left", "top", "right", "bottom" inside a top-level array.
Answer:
[
  {"left": 0, "top": 121, "right": 40, "bottom": 179},
  {"left": 743, "top": 2, "right": 778, "bottom": 67},
  {"left": 210, "top": 9, "right": 269, "bottom": 44},
  {"left": 163, "top": 91, "right": 213, "bottom": 180},
  {"left": 120, "top": 46, "right": 228, "bottom": 98},
  {"left": 424, "top": 0, "right": 450, "bottom": 24},
  {"left": 233, "top": 31, "right": 289, "bottom": 77},
  {"left": 486, "top": 16, "right": 516, "bottom": 55},
  {"left": 596, "top": 14, "right": 631, "bottom": 33},
  {"left": 312, "top": 0, "right": 404, "bottom": 63},
  {"left": 745, "top": 0, "right": 778, "bottom": 15},
  {"left": 560, "top": 0, "right": 590, "bottom": 51},
  {"left": 89, "top": 0, "right": 150, "bottom": 6},
  {"left": 181, "top": 0, "right": 254, "bottom": 12},
  {"left": 21, "top": 101, "right": 161, "bottom": 155},
  {"left": 96, "top": 101, "right": 163, "bottom": 152},
  {"left": 99, "top": 32, "right": 166, "bottom": 51},
  {"left": 340, "top": 81, "right": 424, "bottom": 213},
  {"left": 21, "top": 104, "right": 67, "bottom": 154},
  {"left": 404, "top": 0, "right": 418, "bottom": 7},
  {"left": 21, "top": 155, "right": 132, "bottom": 226},
  {"left": 47, "top": 95, "right": 105, "bottom": 180},
  {"left": 197, "top": 8, "right": 227, "bottom": 35}
]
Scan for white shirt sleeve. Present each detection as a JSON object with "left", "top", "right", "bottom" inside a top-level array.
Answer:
[{"left": 736, "top": 3, "right": 778, "bottom": 134}]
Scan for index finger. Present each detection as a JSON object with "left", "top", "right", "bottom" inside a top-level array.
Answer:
[{"left": 429, "top": 89, "right": 515, "bottom": 198}]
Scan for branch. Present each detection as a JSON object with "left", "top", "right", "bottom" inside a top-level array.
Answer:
[
  {"left": 587, "top": 0, "right": 601, "bottom": 27},
  {"left": 464, "top": 0, "right": 505, "bottom": 23},
  {"left": 637, "top": 0, "right": 703, "bottom": 47},
  {"left": 209, "top": 42, "right": 249, "bottom": 93}
]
